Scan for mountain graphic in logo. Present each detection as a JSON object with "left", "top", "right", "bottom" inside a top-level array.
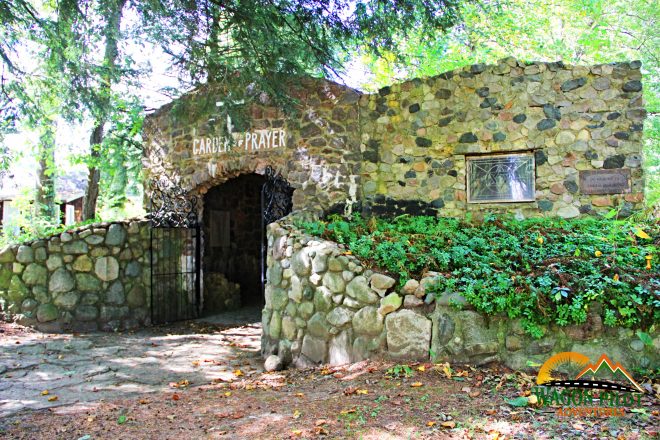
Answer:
[
  {"left": 536, "top": 351, "right": 645, "bottom": 394},
  {"left": 575, "top": 354, "right": 644, "bottom": 393}
]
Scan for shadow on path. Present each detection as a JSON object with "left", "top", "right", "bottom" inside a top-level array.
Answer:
[{"left": 0, "top": 307, "right": 263, "bottom": 418}]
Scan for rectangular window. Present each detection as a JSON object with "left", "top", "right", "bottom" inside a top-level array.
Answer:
[{"left": 467, "top": 153, "right": 535, "bottom": 203}]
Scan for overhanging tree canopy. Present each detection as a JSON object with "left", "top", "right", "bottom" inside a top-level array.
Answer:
[{"left": 1, "top": 0, "right": 467, "bottom": 220}]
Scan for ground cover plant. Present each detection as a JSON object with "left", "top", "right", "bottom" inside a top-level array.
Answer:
[{"left": 298, "top": 212, "right": 659, "bottom": 338}]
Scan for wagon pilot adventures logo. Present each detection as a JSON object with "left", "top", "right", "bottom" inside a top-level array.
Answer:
[{"left": 531, "top": 351, "right": 647, "bottom": 417}]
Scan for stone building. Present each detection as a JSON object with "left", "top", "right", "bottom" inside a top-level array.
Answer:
[
  {"left": 1, "top": 58, "right": 654, "bottom": 370},
  {"left": 142, "top": 57, "right": 646, "bottom": 313},
  {"left": 144, "top": 57, "right": 646, "bottom": 222},
  {"left": 138, "top": 58, "right": 654, "bottom": 370}
]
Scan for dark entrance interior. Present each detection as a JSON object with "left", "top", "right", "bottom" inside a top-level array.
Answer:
[
  {"left": 203, "top": 174, "right": 265, "bottom": 312},
  {"left": 202, "top": 172, "right": 292, "bottom": 315}
]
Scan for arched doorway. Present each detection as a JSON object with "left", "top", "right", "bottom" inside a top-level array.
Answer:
[{"left": 202, "top": 172, "right": 292, "bottom": 314}]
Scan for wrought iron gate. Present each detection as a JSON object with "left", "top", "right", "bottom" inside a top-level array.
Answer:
[
  {"left": 149, "top": 179, "right": 201, "bottom": 324},
  {"left": 261, "top": 166, "right": 294, "bottom": 293}
]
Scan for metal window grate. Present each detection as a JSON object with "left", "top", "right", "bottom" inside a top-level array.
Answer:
[{"left": 466, "top": 153, "right": 535, "bottom": 203}]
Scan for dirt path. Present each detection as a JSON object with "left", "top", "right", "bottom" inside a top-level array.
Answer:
[
  {"left": 1, "top": 313, "right": 658, "bottom": 439},
  {"left": 2, "top": 360, "right": 658, "bottom": 439},
  {"left": 0, "top": 307, "right": 263, "bottom": 418}
]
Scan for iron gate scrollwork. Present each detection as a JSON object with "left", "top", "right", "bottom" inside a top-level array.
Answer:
[
  {"left": 149, "top": 178, "right": 201, "bottom": 324},
  {"left": 261, "top": 166, "right": 294, "bottom": 293}
]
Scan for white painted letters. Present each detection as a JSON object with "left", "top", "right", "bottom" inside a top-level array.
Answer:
[
  {"left": 264, "top": 130, "right": 272, "bottom": 149},
  {"left": 272, "top": 130, "right": 278, "bottom": 148},
  {"left": 191, "top": 128, "right": 286, "bottom": 156},
  {"left": 251, "top": 132, "right": 258, "bottom": 151}
]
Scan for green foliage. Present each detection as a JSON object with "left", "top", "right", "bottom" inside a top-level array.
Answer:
[
  {"left": 645, "top": 114, "right": 660, "bottom": 207},
  {"left": 357, "top": 0, "right": 660, "bottom": 208},
  {"left": 140, "top": 0, "right": 465, "bottom": 137},
  {"left": 385, "top": 364, "right": 415, "bottom": 378},
  {"left": 504, "top": 396, "right": 531, "bottom": 407},
  {"left": 300, "top": 213, "right": 659, "bottom": 337},
  {"left": 359, "top": 0, "right": 658, "bottom": 90},
  {"left": 2, "top": 0, "right": 468, "bottom": 223},
  {"left": 1, "top": 0, "right": 135, "bottom": 222},
  {"left": 636, "top": 330, "right": 653, "bottom": 346},
  {"left": 145, "top": 0, "right": 463, "bottom": 83},
  {"left": 71, "top": 95, "right": 145, "bottom": 215},
  {"left": 0, "top": 218, "right": 101, "bottom": 248}
]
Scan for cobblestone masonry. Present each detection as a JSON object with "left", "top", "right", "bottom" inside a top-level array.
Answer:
[
  {"left": 0, "top": 221, "right": 151, "bottom": 332},
  {"left": 143, "top": 77, "right": 363, "bottom": 217},
  {"left": 359, "top": 58, "right": 646, "bottom": 218},
  {"left": 143, "top": 58, "right": 646, "bottom": 219},
  {"left": 263, "top": 215, "right": 659, "bottom": 370}
]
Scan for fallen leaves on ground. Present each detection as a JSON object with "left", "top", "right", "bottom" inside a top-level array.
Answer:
[
  {"left": 169, "top": 379, "right": 190, "bottom": 388},
  {"left": 2, "top": 360, "right": 657, "bottom": 440}
]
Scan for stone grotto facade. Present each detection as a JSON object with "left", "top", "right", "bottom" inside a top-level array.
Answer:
[
  {"left": 1, "top": 58, "right": 656, "bottom": 370},
  {"left": 143, "top": 57, "right": 647, "bottom": 220}
]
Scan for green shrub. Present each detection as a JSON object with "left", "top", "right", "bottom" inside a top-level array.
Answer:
[{"left": 298, "top": 212, "right": 659, "bottom": 337}]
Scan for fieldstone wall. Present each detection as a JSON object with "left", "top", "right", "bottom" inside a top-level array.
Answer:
[
  {"left": 263, "top": 216, "right": 659, "bottom": 370},
  {"left": 0, "top": 220, "right": 151, "bottom": 332},
  {"left": 359, "top": 58, "right": 646, "bottom": 218}
]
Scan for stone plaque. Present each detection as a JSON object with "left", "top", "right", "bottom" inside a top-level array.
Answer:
[{"left": 579, "top": 169, "right": 631, "bottom": 195}]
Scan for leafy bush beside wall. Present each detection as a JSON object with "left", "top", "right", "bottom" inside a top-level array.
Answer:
[{"left": 298, "top": 213, "right": 659, "bottom": 337}]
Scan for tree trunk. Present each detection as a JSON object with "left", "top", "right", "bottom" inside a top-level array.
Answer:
[
  {"left": 81, "top": 0, "right": 127, "bottom": 221},
  {"left": 81, "top": 125, "right": 102, "bottom": 220},
  {"left": 35, "top": 125, "right": 57, "bottom": 222},
  {"left": 34, "top": 121, "right": 59, "bottom": 221}
]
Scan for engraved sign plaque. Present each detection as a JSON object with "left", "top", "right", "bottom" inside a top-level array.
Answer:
[{"left": 579, "top": 169, "right": 631, "bottom": 195}]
